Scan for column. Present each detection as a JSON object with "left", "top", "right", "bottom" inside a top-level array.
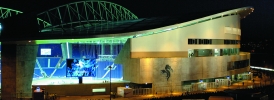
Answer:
[
  {"left": 1, "top": 43, "right": 38, "bottom": 99},
  {"left": 61, "top": 42, "right": 72, "bottom": 59},
  {"left": 101, "top": 43, "right": 105, "bottom": 55},
  {"left": 110, "top": 44, "right": 113, "bottom": 55}
]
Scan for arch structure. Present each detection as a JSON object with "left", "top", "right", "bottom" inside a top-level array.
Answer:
[
  {"left": 0, "top": 7, "right": 23, "bottom": 33},
  {"left": 0, "top": 7, "right": 51, "bottom": 29},
  {"left": 35, "top": 7, "right": 253, "bottom": 44},
  {"left": 0, "top": 7, "right": 22, "bottom": 19},
  {"left": 37, "top": 0, "right": 138, "bottom": 33}
]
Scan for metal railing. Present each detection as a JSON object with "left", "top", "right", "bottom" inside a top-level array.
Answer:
[{"left": 133, "top": 88, "right": 152, "bottom": 95}]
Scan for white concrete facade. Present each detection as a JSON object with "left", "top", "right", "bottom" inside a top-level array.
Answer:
[
  {"left": 131, "top": 15, "right": 240, "bottom": 52},
  {"left": 115, "top": 7, "right": 253, "bottom": 93}
]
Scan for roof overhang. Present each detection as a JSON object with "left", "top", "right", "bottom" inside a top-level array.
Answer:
[{"left": 1, "top": 7, "right": 254, "bottom": 44}]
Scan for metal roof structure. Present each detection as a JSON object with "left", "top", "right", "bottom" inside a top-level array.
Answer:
[
  {"left": 0, "top": 7, "right": 51, "bottom": 27},
  {"left": 35, "top": 6, "right": 254, "bottom": 44},
  {"left": 0, "top": 0, "right": 254, "bottom": 44},
  {"left": 0, "top": 7, "right": 22, "bottom": 19},
  {"left": 37, "top": 0, "right": 138, "bottom": 32}
]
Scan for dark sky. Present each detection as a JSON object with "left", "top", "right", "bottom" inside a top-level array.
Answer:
[{"left": 1, "top": 0, "right": 274, "bottom": 40}]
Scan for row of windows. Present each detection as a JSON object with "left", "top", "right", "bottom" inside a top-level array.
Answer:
[
  {"left": 227, "top": 60, "right": 249, "bottom": 71},
  {"left": 224, "top": 40, "right": 240, "bottom": 44},
  {"left": 188, "top": 48, "right": 239, "bottom": 57},
  {"left": 188, "top": 39, "right": 240, "bottom": 45},
  {"left": 188, "top": 39, "right": 212, "bottom": 44}
]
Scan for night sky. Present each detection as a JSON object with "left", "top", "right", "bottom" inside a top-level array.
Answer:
[{"left": 1, "top": 0, "right": 274, "bottom": 40}]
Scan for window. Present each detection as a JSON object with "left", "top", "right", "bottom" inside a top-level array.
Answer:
[{"left": 188, "top": 38, "right": 238, "bottom": 45}]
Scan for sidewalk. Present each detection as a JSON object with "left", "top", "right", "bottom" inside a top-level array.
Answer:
[
  {"left": 59, "top": 95, "right": 152, "bottom": 100},
  {"left": 58, "top": 77, "right": 272, "bottom": 100}
]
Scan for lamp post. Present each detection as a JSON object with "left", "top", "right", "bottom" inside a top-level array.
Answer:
[
  {"left": 109, "top": 66, "right": 112, "bottom": 100},
  {"left": 252, "top": 79, "right": 255, "bottom": 87}
]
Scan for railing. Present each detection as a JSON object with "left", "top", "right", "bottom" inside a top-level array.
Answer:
[
  {"left": 133, "top": 88, "right": 152, "bottom": 95},
  {"left": 183, "top": 81, "right": 231, "bottom": 92}
]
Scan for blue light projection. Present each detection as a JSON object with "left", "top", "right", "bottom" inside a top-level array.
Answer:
[
  {"left": 33, "top": 44, "right": 124, "bottom": 80},
  {"left": 66, "top": 58, "right": 98, "bottom": 77}
]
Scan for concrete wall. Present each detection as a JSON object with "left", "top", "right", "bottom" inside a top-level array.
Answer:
[
  {"left": 114, "top": 13, "right": 249, "bottom": 94},
  {"left": 1, "top": 43, "right": 38, "bottom": 99},
  {"left": 115, "top": 40, "right": 141, "bottom": 83},
  {"left": 137, "top": 52, "right": 249, "bottom": 82},
  {"left": 16, "top": 45, "right": 38, "bottom": 97},
  {"left": 33, "top": 83, "right": 127, "bottom": 96},
  {"left": 131, "top": 15, "right": 240, "bottom": 53},
  {"left": 137, "top": 53, "right": 250, "bottom": 93},
  {"left": 1, "top": 44, "right": 17, "bottom": 99},
  {"left": 116, "top": 41, "right": 250, "bottom": 93}
]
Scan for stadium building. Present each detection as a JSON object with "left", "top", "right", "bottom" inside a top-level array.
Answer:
[{"left": 0, "top": 0, "right": 253, "bottom": 99}]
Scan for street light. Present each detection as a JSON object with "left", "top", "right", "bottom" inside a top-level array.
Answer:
[
  {"left": 0, "top": 23, "right": 2, "bottom": 34},
  {"left": 109, "top": 66, "right": 112, "bottom": 100}
]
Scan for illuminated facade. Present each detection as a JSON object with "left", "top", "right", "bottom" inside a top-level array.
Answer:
[
  {"left": 115, "top": 7, "right": 253, "bottom": 93},
  {"left": 0, "top": 1, "right": 138, "bottom": 98},
  {"left": 0, "top": 0, "right": 254, "bottom": 98}
]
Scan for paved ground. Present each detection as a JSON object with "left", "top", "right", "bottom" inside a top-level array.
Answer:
[
  {"left": 59, "top": 95, "right": 151, "bottom": 100},
  {"left": 58, "top": 77, "right": 272, "bottom": 100}
]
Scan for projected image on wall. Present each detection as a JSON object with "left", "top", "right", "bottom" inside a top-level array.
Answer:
[
  {"left": 32, "top": 44, "right": 124, "bottom": 85},
  {"left": 66, "top": 59, "right": 98, "bottom": 77},
  {"left": 41, "top": 48, "right": 51, "bottom": 55}
]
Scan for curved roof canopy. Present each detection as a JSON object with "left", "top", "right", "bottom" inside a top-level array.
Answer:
[
  {"left": 0, "top": 3, "right": 253, "bottom": 44},
  {"left": 35, "top": 6, "right": 254, "bottom": 44}
]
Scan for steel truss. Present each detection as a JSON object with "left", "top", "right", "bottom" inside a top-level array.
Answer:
[
  {"left": 37, "top": 0, "right": 138, "bottom": 32},
  {"left": 0, "top": 7, "right": 22, "bottom": 19},
  {"left": 0, "top": 7, "right": 51, "bottom": 28}
]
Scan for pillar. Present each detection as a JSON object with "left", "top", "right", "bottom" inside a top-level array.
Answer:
[
  {"left": 101, "top": 43, "right": 105, "bottom": 55},
  {"left": 1, "top": 43, "right": 38, "bottom": 99},
  {"left": 110, "top": 44, "right": 113, "bottom": 55},
  {"left": 61, "top": 42, "right": 72, "bottom": 59}
]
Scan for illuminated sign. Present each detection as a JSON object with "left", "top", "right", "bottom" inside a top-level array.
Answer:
[{"left": 41, "top": 48, "right": 51, "bottom": 55}]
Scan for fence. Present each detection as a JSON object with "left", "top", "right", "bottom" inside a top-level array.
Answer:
[
  {"left": 133, "top": 88, "right": 152, "bottom": 95},
  {"left": 183, "top": 81, "right": 231, "bottom": 92}
]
